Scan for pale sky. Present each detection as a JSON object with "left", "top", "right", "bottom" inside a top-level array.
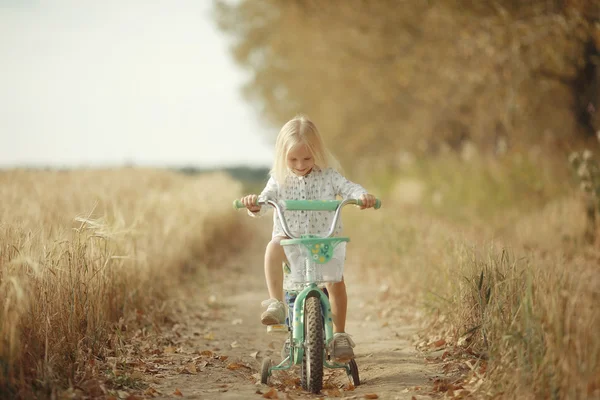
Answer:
[{"left": 0, "top": 0, "right": 274, "bottom": 168}]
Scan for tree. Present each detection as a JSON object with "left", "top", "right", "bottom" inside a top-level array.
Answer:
[{"left": 213, "top": 0, "right": 599, "bottom": 166}]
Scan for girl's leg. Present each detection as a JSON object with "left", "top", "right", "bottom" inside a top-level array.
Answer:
[
  {"left": 326, "top": 279, "right": 347, "bottom": 333},
  {"left": 264, "top": 236, "right": 287, "bottom": 301},
  {"left": 326, "top": 278, "right": 355, "bottom": 361},
  {"left": 261, "top": 236, "right": 287, "bottom": 325}
]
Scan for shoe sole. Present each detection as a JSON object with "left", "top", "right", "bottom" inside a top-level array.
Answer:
[
  {"left": 333, "top": 354, "right": 354, "bottom": 363},
  {"left": 261, "top": 315, "right": 283, "bottom": 325}
]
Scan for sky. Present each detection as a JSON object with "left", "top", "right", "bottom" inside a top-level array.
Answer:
[{"left": 0, "top": 0, "right": 274, "bottom": 168}]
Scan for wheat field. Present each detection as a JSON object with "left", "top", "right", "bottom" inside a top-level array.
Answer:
[
  {"left": 2, "top": 167, "right": 599, "bottom": 399},
  {"left": 346, "top": 192, "right": 600, "bottom": 399},
  {"left": 0, "top": 169, "right": 241, "bottom": 397}
]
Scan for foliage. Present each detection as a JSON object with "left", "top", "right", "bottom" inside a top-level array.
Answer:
[{"left": 213, "top": 0, "right": 600, "bottom": 166}]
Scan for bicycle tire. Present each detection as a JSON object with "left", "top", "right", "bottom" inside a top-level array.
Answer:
[{"left": 300, "top": 295, "right": 324, "bottom": 393}]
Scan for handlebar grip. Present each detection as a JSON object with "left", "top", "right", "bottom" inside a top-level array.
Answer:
[
  {"left": 233, "top": 199, "right": 262, "bottom": 210},
  {"left": 233, "top": 200, "right": 244, "bottom": 209},
  {"left": 356, "top": 198, "right": 382, "bottom": 209}
]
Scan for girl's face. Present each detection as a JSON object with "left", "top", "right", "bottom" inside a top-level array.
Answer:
[{"left": 286, "top": 143, "right": 315, "bottom": 176}]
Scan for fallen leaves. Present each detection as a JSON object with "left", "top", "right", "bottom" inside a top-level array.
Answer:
[
  {"left": 279, "top": 375, "right": 301, "bottom": 389},
  {"left": 431, "top": 378, "right": 472, "bottom": 398},
  {"left": 143, "top": 387, "right": 160, "bottom": 397},
  {"left": 262, "top": 388, "right": 279, "bottom": 399},
  {"left": 195, "top": 349, "right": 228, "bottom": 362},
  {"left": 179, "top": 363, "right": 197, "bottom": 374},
  {"left": 226, "top": 362, "right": 251, "bottom": 371},
  {"left": 98, "top": 266, "right": 459, "bottom": 400},
  {"left": 419, "top": 339, "right": 488, "bottom": 398},
  {"left": 416, "top": 335, "right": 451, "bottom": 351},
  {"left": 324, "top": 387, "right": 342, "bottom": 397}
]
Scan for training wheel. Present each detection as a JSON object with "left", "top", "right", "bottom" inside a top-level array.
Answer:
[
  {"left": 348, "top": 359, "right": 360, "bottom": 386},
  {"left": 261, "top": 357, "right": 272, "bottom": 385}
]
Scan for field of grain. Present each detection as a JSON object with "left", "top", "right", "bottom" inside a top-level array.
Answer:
[
  {"left": 345, "top": 190, "right": 600, "bottom": 399},
  {"left": 2, "top": 166, "right": 598, "bottom": 399},
  {"left": 0, "top": 169, "right": 241, "bottom": 398}
]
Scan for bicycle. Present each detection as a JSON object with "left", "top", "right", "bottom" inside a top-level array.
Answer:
[{"left": 233, "top": 197, "right": 381, "bottom": 394}]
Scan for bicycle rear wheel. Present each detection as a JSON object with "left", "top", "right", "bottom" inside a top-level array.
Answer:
[{"left": 300, "top": 295, "right": 324, "bottom": 394}]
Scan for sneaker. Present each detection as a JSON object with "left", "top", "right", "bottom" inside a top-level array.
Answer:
[
  {"left": 260, "top": 299, "right": 286, "bottom": 325},
  {"left": 330, "top": 332, "right": 356, "bottom": 362}
]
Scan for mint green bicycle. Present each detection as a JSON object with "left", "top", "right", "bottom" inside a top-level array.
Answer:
[{"left": 234, "top": 198, "right": 381, "bottom": 394}]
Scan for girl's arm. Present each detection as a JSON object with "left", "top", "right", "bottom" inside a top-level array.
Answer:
[
  {"left": 330, "top": 169, "right": 367, "bottom": 200},
  {"left": 248, "top": 176, "right": 279, "bottom": 217}
]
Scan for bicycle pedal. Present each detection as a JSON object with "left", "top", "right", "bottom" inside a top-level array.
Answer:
[{"left": 266, "top": 324, "right": 288, "bottom": 334}]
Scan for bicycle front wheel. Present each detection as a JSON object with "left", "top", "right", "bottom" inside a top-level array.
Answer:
[{"left": 301, "top": 295, "right": 324, "bottom": 394}]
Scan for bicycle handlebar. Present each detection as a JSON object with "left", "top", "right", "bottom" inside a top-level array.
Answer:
[
  {"left": 233, "top": 198, "right": 381, "bottom": 239},
  {"left": 232, "top": 198, "right": 381, "bottom": 211}
]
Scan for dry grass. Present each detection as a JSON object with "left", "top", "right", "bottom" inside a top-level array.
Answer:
[
  {"left": 0, "top": 168, "right": 241, "bottom": 397},
  {"left": 346, "top": 192, "right": 600, "bottom": 399}
]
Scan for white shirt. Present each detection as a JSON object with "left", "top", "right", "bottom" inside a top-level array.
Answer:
[{"left": 249, "top": 167, "right": 367, "bottom": 238}]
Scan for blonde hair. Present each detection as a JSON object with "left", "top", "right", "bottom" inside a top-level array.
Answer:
[{"left": 270, "top": 115, "right": 341, "bottom": 184}]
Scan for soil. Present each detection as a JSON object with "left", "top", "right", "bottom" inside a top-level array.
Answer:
[{"left": 132, "top": 221, "right": 442, "bottom": 400}]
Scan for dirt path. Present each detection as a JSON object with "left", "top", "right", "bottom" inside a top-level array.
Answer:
[{"left": 134, "top": 222, "right": 440, "bottom": 399}]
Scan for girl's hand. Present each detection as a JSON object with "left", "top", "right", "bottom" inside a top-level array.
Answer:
[
  {"left": 242, "top": 194, "right": 261, "bottom": 212},
  {"left": 359, "top": 193, "right": 377, "bottom": 209}
]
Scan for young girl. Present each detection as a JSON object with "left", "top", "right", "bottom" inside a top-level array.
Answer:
[{"left": 240, "top": 115, "right": 376, "bottom": 361}]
